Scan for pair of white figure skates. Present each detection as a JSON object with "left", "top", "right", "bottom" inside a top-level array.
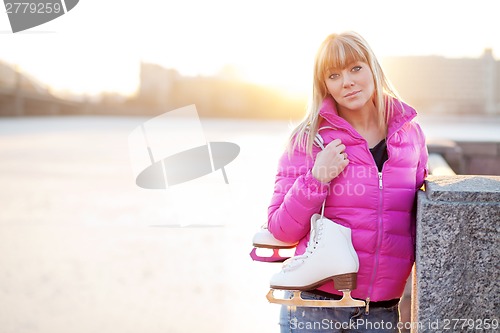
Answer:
[
  {"left": 251, "top": 131, "right": 365, "bottom": 307},
  {"left": 250, "top": 210, "right": 365, "bottom": 307}
]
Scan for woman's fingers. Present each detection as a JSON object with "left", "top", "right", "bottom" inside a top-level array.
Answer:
[
  {"left": 312, "top": 139, "right": 350, "bottom": 183},
  {"left": 325, "top": 140, "right": 346, "bottom": 155}
]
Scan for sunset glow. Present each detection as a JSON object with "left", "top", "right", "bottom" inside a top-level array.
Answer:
[{"left": 1, "top": 0, "right": 498, "bottom": 97}]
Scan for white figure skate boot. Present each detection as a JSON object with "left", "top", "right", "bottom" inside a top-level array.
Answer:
[
  {"left": 266, "top": 213, "right": 365, "bottom": 307},
  {"left": 250, "top": 225, "right": 297, "bottom": 262}
]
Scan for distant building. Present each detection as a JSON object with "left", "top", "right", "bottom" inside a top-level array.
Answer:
[
  {"left": 136, "top": 62, "right": 305, "bottom": 119},
  {"left": 0, "top": 60, "right": 80, "bottom": 116},
  {"left": 137, "top": 62, "right": 179, "bottom": 109},
  {"left": 382, "top": 49, "right": 500, "bottom": 115}
]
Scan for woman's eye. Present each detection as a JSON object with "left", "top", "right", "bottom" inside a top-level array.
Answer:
[
  {"left": 352, "top": 66, "right": 362, "bottom": 72},
  {"left": 328, "top": 73, "right": 340, "bottom": 79}
]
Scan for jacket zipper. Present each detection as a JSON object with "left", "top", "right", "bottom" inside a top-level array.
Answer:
[{"left": 366, "top": 171, "right": 384, "bottom": 314}]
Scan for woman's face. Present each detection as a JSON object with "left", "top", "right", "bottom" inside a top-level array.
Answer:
[{"left": 324, "top": 61, "right": 375, "bottom": 112}]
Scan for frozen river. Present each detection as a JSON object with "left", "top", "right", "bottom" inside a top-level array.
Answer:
[
  {"left": 0, "top": 116, "right": 293, "bottom": 333},
  {"left": 0, "top": 114, "right": 498, "bottom": 333}
]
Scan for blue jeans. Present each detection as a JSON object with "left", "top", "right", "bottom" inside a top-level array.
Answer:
[{"left": 279, "top": 291, "right": 400, "bottom": 333}]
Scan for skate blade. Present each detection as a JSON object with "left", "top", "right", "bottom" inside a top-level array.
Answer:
[
  {"left": 266, "top": 289, "right": 366, "bottom": 308},
  {"left": 249, "top": 248, "right": 291, "bottom": 262},
  {"left": 252, "top": 242, "right": 296, "bottom": 249}
]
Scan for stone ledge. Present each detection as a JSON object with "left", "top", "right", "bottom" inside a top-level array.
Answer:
[
  {"left": 414, "top": 175, "right": 500, "bottom": 332},
  {"left": 425, "top": 175, "right": 500, "bottom": 202}
]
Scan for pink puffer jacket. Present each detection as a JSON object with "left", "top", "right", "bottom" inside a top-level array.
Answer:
[{"left": 268, "top": 96, "right": 428, "bottom": 302}]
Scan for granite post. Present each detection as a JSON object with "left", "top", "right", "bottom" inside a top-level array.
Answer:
[{"left": 413, "top": 175, "right": 500, "bottom": 332}]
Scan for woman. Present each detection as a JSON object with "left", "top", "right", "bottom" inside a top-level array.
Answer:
[{"left": 267, "top": 31, "right": 428, "bottom": 332}]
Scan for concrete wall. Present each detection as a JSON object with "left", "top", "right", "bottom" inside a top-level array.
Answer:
[
  {"left": 456, "top": 141, "right": 500, "bottom": 176},
  {"left": 427, "top": 140, "right": 500, "bottom": 176}
]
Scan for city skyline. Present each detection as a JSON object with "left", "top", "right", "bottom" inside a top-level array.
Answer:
[
  {"left": 2, "top": 48, "right": 499, "bottom": 118},
  {"left": 1, "top": 49, "right": 498, "bottom": 99},
  {"left": 1, "top": 0, "right": 499, "bottom": 97}
]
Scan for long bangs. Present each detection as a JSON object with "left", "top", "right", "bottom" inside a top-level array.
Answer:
[{"left": 316, "top": 36, "right": 369, "bottom": 79}]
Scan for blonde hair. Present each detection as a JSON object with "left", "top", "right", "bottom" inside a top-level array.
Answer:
[{"left": 289, "top": 31, "right": 403, "bottom": 155}]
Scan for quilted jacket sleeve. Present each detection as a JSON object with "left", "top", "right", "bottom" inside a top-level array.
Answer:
[{"left": 267, "top": 145, "right": 329, "bottom": 243}]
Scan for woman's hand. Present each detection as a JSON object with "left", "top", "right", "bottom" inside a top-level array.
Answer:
[{"left": 312, "top": 139, "right": 349, "bottom": 183}]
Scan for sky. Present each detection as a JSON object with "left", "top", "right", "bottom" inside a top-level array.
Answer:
[{"left": 1, "top": 0, "right": 499, "bottom": 97}]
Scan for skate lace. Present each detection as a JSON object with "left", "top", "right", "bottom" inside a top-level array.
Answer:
[{"left": 281, "top": 219, "right": 324, "bottom": 271}]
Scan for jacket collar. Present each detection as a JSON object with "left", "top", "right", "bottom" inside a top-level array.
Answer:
[{"left": 318, "top": 95, "right": 417, "bottom": 137}]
